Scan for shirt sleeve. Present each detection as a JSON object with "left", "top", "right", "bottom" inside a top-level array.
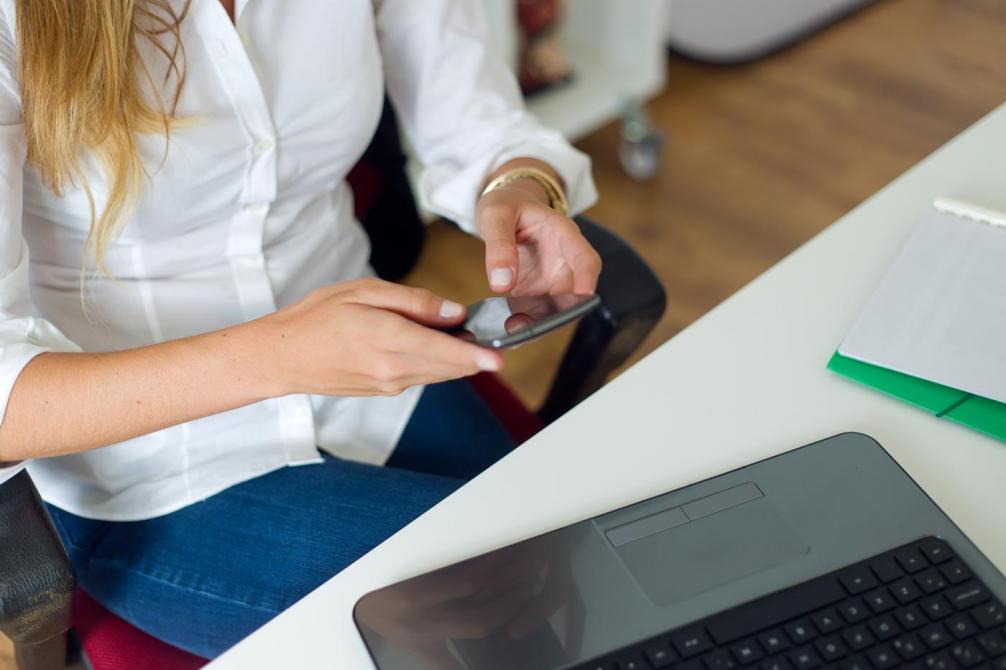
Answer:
[
  {"left": 0, "top": 6, "right": 81, "bottom": 484},
  {"left": 373, "top": 0, "right": 598, "bottom": 233}
]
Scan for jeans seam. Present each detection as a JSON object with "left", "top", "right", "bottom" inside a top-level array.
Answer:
[{"left": 90, "top": 557, "right": 283, "bottom": 615}]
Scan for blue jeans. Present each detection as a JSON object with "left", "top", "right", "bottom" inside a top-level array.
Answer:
[{"left": 46, "top": 380, "right": 516, "bottom": 659}]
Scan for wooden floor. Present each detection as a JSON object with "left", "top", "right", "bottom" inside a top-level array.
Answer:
[{"left": 2, "top": 0, "right": 1004, "bottom": 667}]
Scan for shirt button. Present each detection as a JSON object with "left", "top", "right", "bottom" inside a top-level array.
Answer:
[
  {"left": 293, "top": 407, "right": 310, "bottom": 421},
  {"left": 253, "top": 137, "right": 275, "bottom": 155},
  {"left": 243, "top": 202, "right": 268, "bottom": 216}
]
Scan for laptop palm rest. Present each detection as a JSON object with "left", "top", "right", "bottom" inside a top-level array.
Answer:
[{"left": 608, "top": 483, "right": 810, "bottom": 605}]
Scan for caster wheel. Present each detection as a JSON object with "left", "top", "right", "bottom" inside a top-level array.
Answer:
[{"left": 619, "top": 103, "right": 663, "bottom": 181}]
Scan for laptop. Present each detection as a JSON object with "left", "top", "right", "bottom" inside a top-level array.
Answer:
[{"left": 353, "top": 433, "right": 1006, "bottom": 670}]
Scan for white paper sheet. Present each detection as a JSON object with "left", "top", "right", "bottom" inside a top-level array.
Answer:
[{"left": 839, "top": 208, "right": 1006, "bottom": 404}]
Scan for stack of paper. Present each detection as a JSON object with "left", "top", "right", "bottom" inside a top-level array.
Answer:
[{"left": 828, "top": 201, "right": 1006, "bottom": 442}]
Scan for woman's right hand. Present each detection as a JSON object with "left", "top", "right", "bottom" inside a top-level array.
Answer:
[{"left": 253, "top": 279, "right": 502, "bottom": 398}]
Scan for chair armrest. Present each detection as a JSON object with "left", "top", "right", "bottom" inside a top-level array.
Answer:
[
  {"left": 0, "top": 470, "right": 75, "bottom": 668},
  {"left": 537, "top": 216, "right": 666, "bottom": 423}
]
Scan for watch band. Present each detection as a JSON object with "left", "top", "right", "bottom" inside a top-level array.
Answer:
[{"left": 480, "top": 167, "right": 569, "bottom": 216}]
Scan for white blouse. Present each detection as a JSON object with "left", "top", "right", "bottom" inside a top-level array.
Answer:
[{"left": 0, "top": 0, "right": 595, "bottom": 520}]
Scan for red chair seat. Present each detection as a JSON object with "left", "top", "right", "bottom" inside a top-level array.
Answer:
[
  {"left": 74, "top": 373, "right": 542, "bottom": 669},
  {"left": 74, "top": 590, "right": 207, "bottom": 670}
]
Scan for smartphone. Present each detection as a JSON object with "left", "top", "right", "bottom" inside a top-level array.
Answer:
[{"left": 450, "top": 293, "right": 601, "bottom": 349}]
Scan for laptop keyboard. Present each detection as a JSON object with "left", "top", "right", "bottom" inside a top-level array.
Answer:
[{"left": 578, "top": 537, "right": 1006, "bottom": 670}]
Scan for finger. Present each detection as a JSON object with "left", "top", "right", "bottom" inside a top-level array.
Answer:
[
  {"left": 570, "top": 247, "right": 602, "bottom": 294},
  {"left": 504, "top": 312, "right": 534, "bottom": 334},
  {"left": 350, "top": 280, "right": 466, "bottom": 326},
  {"left": 392, "top": 320, "right": 503, "bottom": 376},
  {"left": 479, "top": 205, "right": 519, "bottom": 293}
]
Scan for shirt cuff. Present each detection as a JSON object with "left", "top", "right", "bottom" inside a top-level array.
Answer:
[{"left": 416, "top": 129, "right": 598, "bottom": 236}]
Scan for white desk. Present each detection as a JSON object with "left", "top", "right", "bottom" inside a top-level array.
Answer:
[{"left": 209, "top": 103, "right": 1006, "bottom": 669}]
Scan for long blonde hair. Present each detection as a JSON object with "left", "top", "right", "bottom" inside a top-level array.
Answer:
[{"left": 15, "top": 0, "right": 190, "bottom": 269}]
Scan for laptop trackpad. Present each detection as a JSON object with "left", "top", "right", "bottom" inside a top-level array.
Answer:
[{"left": 614, "top": 496, "right": 809, "bottom": 606}]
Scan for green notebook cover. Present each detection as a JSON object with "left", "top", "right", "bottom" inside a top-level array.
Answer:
[{"left": 827, "top": 351, "right": 1006, "bottom": 443}]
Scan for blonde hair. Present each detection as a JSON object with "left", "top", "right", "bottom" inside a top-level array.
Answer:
[{"left": 15, "top": 0, "right": 190, "bottom": 270}]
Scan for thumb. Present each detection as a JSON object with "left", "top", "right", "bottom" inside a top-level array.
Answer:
[{"left": 480, "top": 206, "right": 519, "bottom": 293}]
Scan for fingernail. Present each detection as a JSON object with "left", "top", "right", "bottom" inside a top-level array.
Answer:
[
  {"left": 478, "top": 353, "right": 501, "bottom": 372},
  {"left": 490, "top": 267, "right": 513, "bottom": 289},
  {"left": 439, "top": 299, "right": 463, "bottom": 319}
]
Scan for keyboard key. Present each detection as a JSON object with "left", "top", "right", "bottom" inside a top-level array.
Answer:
[
  {"left": 865, "top": 588, "right": 897, "bottom": 613},
  {"left": 947, "top": 581, "right": 991, "bottom": 611},
  {"left": 872, "top": 557, "right": 906, "bottom": 584},
  {"left": 977, "top": 630, "right": 1006, "bottom": 656},
  {"left": 921, "top": 623, "right": 953, "bottom": 650},
  {"left": 867, "top": 644, "right": 899, "bottom": 669},
  {"left": 940, "top": 560, "right": 973, "bottom": 585},
  {"left": 785, "top": 620, "right": 817, "bottom": 645},
  {"left": 897, "top": 548, "right": 928, "bottom": 574},
  {"left": 916, "top": 569, "right": 948, "bottom": 595},
  {"left": 840, "top": 569, "right": 878, "bottom": 595},
  {"left": 703, "top": 650, "right": 738, "bottom": 670},
  {"left": 759, "top": 630, "right": 791, "bottom": 655},
  {"left": 923, "top": 651, "right": 955, "bottom": 670},
  {"left": 674, "top": 629, "right": 713, "bottom": 658},
  {"left": 838, "top": 654, "right": 870, "bottom": 670},
  {"left": 972, "top": 601, "right": 1006, "bottom": 630},
  {"left": 896, "top": 604, "right": 928, "bottom": 630},
  {"left": 869, "top": 614, "right": 902, "bottom": 640},
  {"left": 919, "top": 539, "right": 954, "bottom": 565},
  {"left": 814, "top": 636, "right": 847, "bottom": 661},
  {"left": 946, "top": 613, "right": 978, "bottom": 640},
  {"left": 950, "top": 641, "right": 985, "bottom": 667},
  {"left": 837, "top": 599, "right": 870, "bottom": 624},
  {"left": 921, "top": 595, "right": 953, "bottom": 620},
  {"left": 644, "top": 641, "right": 678, "bottom": 668},
  {"left": 675, "top": 662, "right": 705, "bottom": 670},
  {"left": 731, "top": 639, "right": 764, "bottom": 666},
  {"left": 892, "top": 633, "right": 926, "bottom": 660},
  {"left": 616, "top": 653, "right": 648, "bottom": 670},
  {"left": 760, "top": 660, "right": 792, "bottom": 670},
  {"left": 891, "top": 578, "right": 923, "bottom": 604},
  {"left": 812, "top": 609, "right": 843, "bottom": 634},
  {"left": 708, "top": 577, "right": 845, "bottom": 645},
  {"left": 788, "top": 646, "right": 821, "bottom": 670},
  {"left": 842, "top": 624, "right": 874, "bottom": 651}
]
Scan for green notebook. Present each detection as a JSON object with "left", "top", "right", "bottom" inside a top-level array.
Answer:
[{"left": 827, "top": 351, "right": 1006, "bottom": 443}]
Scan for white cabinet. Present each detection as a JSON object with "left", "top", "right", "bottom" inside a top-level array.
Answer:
[{"left": 483, "top": 0, "right": 667, "bottom": 141}]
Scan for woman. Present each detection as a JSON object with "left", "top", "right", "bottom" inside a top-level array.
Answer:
[{"left": 0, "top": 0, "right": 599, "bottom": 658}]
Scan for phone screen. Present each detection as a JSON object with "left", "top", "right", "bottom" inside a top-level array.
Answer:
[{"left": 454, "top": 294, "right": 600, "bottom": 349}]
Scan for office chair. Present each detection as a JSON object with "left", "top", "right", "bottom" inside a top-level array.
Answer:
[{"left": 0, "top": 102, "right": 666, "bottom": 670}]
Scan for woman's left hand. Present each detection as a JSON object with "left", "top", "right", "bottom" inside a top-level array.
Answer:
[{"left": 476, "top": 173, "right": 601, "bottom": 296}]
